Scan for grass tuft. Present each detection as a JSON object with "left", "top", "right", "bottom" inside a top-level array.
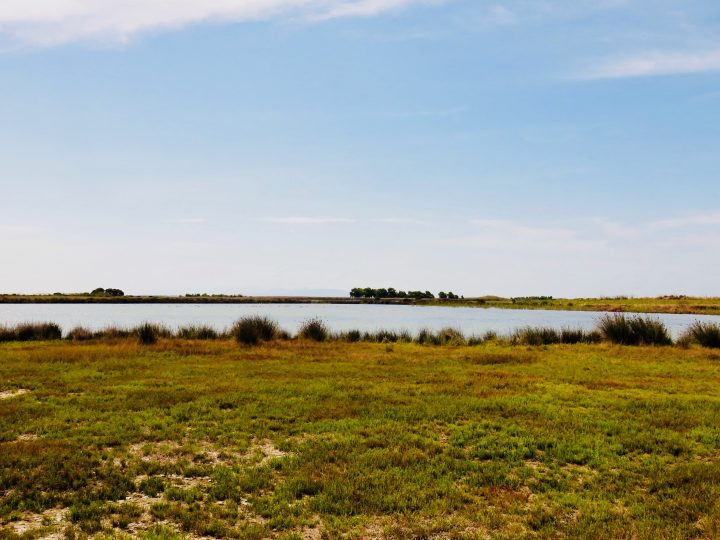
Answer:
[
  {"left": 231, "top": 316, "right": 279, "bottom": 346},
  {"left": 0, "top": 322, "right": 62, "bottom": 342},
  {"left": 177, "top": 325, "right": 220, "bottom": 340},
  {"left": 512, "top": 327, "right": 560, "bottom": 346},
  {"left": 597, "top": 314, "right": 672, "bottom": 346},
  {"left": 67, "top": 326, "right": 94, "bottom": 341},
  {"left": 298, "top": 318, "right": 330, "bottom": 342},
  {"left": 680, "top": 321, "right": 720, "bottom": 349},
  {"left": 136, "top": 323, "right": 163, "bottom": 345}
]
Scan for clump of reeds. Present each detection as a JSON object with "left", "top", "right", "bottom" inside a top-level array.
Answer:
[
  {"left": 415, "top": 328, "right": 441, "bottom": 345},
  {"left": 414, "top": 327, "right": 465, "bottom": 345},
  {"left": 0, "top": 325, "right": 16, "bottom": 342},
  {"left": 597, "top": 314, "right": 672, "bottom": 346},
  {"left": 679, "top": 321, "right": 720, "bottom": 349},
  {"left": 177, "top": 325, "right": 219, "bottom": 340},
  {"left": 338, "top": 329, "right": 362, "bottom": 343},
  {"left": 467, "top": 330, "right": 501, "bottom": 346},
  {"left": 231, "top": 316, "right": 279, "bottom": 346},
  {"left": 560, "top": 328, "right": 601, "bottom": 344},
  {"left": 437, "top": 327, "right": 466, "bottom": 346},
  {"left": 95, "top": 326, "right": 134, "bottom": 339},
  {"left": 512, "top": 327, "right": 560, "bottom": 346},
  {"left": 298, "top": 318, "right": 329, "bottom": 342},
  {"left": 67, "top": 326, "right": 94, "bottom": 341},
  {"left": 0, "top": 322, "right": 63, "bottom": 342},
  {"left": 136, "top": 323, "right": 166, "bottom": 345}
]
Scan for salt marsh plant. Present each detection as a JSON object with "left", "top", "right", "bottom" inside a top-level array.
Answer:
[
  {"left": 0, "top": 322, "right": 62, "bottom": 342},
  {"left": 338, "top": 329, "right": 362, "bottom": 343},
  {"left": 231, "top": 316, "right": 279, "bottom": 346},
  {"left": 597, "top": 314, "right": 672, "bottom": 346},
  {"left": 177, "top": 325, "right": 219, "bottom": 340},
  {"left": 67, "top": 326, "right": 94, "bottom": 341},
  {"left": 136, "top": 323, "right": 160, "bottom": 345},
  {"left": 298, "top": 318, "right": 330, "bottom": 342},
  {"left": 512, "top": 327, "right": 560, "bottom": 346},
  {"left": 680, "top": 321, "right": 720, "bottom": 349}
]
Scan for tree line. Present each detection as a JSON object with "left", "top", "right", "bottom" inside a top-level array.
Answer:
[{"left": 350, "top": 288, "right": 461, "bottom": 300}]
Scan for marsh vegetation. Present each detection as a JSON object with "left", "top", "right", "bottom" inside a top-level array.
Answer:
[{"left": 2, "top": 334, "right": 720, "bottom": 538}]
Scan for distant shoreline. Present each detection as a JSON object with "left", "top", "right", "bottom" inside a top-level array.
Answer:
[{"left": 1, "top": 294, "right": 719, "bottom": 315}]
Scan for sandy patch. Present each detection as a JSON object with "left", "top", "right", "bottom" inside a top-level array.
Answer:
[
  {"left": 0, "top": 388, "right": 29, "bottom": 400},
  {"left": 5, "top": 508, "right": 66, "bottom": 537}
]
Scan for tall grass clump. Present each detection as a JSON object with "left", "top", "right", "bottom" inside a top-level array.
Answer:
[
  {"left": 415, "top": 328, "right": 442, "bottom": 346},
  {"left": 177, "top": 325, "right": 219, "bottom": 340},
  {"left": 338, "top": 329, "right": 362, "bottom": 343},
  {"left": 136, "top": 323, "right": 164, "bottom": 345},
  {"left": 67, "top": 326, "right": 94, "bottom": 341},
  {"left": 0, "top": 325, "right": 16, "bottom": 342},
  {"left": 560, "top": 328, "right": 602, "bottom": 344},
  {"left": 437, "top": 327, "right": 466, "bottom": 345},
  {"left": 414, "top": 327, "right": 465, "bottom": 345},
  {"left": 512, "top": 327, "right": 560, "bottom": 346},
  {"left": 0, "top": 322, "right": 63, "bottom": 342},
  {"left": 597, "top": 314, "right": 672, "bottom": 346},
  {"left": 96, "top": 326, "right": 134, "bottom": 339},
  {"left": 231, "top": 316, "right": 279, "bottom": 346},
  {"left": 298, "top": 318, "right": 329, "bottom": 342},
  {"left": 680, "top": 321, "right": 720, "bottom": 349}
]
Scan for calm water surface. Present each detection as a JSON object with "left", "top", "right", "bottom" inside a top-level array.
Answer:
[{"left": 1, "top": 303, "right": 719, "bottom": 338}]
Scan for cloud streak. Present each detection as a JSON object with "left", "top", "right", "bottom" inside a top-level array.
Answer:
[
  {"left": 264, "top": 216, "right": 356, "bottom": 224},
  {"left": 0, "top": 0, "right": 435, "bottom": 46},
  {"left": 579, "top": 49, "right": 720, "bottom": 79}
]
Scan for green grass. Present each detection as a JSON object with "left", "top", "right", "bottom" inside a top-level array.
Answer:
[{"left": 2, "top": 338, "right": 720, "bottom": 538}]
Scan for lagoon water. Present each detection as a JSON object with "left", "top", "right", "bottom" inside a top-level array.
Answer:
[{"left": 1, "top": 303, "right": 719, "bottom": 338}]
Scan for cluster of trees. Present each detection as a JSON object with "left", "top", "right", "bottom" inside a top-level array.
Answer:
[
  {"left": 438, "top": 291, "right": 460, "bottom": 299},
  {"left": 350, "top": 288, "right": 437, "bottom": 299},
  {"left": 90, "top": 287, "right": 125, "bottom": 297}
]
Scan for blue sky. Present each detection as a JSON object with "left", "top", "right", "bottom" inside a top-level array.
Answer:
[{"left": 1, "top": 0, "right": 719, "bottom": 296}]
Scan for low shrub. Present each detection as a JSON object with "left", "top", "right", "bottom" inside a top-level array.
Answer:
[
  {"left": 231, "top": 316, "right": 279, "bottom": 346},
  {"left": 680, "top": 321, "right": 720, "bottom": 349},
  {"left": 597, "top": 314, "right": 672, "bottom": 346},
  {"left": 298, "top": 318, "right": 329, "bottom": 342}
]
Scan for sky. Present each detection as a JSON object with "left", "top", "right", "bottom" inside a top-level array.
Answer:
[{"left": 1, "top": 0, "right": 719, "bottom": 297}]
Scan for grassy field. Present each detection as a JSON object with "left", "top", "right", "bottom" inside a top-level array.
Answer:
[{"left": 2, "top": 339, "right": 720, "bottom": 539}]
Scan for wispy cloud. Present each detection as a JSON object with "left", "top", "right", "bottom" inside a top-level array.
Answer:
[
  {"left": 264, "top": 216, "right": 356, "bottom": 224},
  {"left": 313, "top": 0, "right": 441, "bottom": 20},
  {"left": 595, "top": 211, "right": 720, "bottom": 238},
  {"left": 0, "top": 0, "right": 436, "bottom": 46},
  {"left": 372, "top": 217, "right": 429, "bottom": 225},
  {"left": 578, "top": 49, "right": 720, "bottom": 79},
  {"left": 165, "top": 218, "right": 205, "bottom": 224}
]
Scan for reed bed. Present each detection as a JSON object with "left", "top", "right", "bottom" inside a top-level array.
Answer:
[{"left": 1, "top": 315, "right": 720, "bottom": 349}]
